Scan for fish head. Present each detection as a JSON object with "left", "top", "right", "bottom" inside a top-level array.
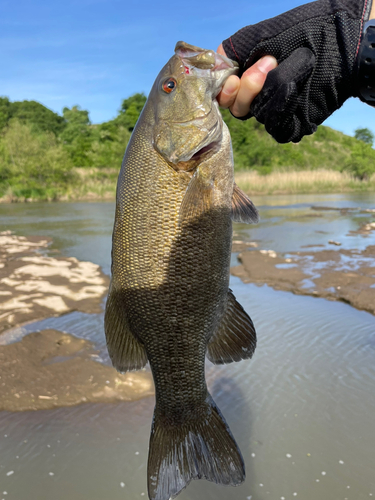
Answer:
[{"left": 151, "top": 41, "right": 238, "bottom": 168}]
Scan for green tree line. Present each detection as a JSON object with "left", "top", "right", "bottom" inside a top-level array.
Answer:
[{"left": 0, "top": 94, "right": 374, "bottom": 200}]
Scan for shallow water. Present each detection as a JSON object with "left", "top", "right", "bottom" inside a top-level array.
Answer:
[{"left": 0, "top": 194, "right": 374, "bottom": 500}]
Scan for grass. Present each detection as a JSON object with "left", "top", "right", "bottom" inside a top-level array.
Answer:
[
  {"left": 235, "top": 169, "right": 375, "bottom": 195},
  {"left": 64, "top": 167, "right": 118, "bottom": 200},
  {"left": 1, "top": 167, "right": 375, "bottom": 203},
  {"left": 0, "top": 168, "right": 119, "bottom": 203}
]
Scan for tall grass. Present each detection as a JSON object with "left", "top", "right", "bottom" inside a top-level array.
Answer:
[
  {"left": 2, "top": 167, "right": 375, "bottom": 203},
  {"left": 64, "top": 167, "right": 119, "bottom": 200},
  {"left": 235, "top": 169, "right": 375, "bottom": 195}
]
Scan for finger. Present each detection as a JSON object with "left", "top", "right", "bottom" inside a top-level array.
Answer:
[
  {"left": 216, "top": 44, "right": 241, "bottom": 108},
  {"left": 217, "top": 74, "right": 240, "bottom": 108},
  {"left": 230, "top": 55, "right": 278, "bottom": 118},
  {"left": 216, "top": 43, "right": 226, "bottom": 57}
]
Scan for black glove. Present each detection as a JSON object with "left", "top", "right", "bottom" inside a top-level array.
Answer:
[{"left": 222, "top": 0, "right": 373, "bottom": 143}]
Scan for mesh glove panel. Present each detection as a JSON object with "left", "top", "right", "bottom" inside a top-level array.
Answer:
[{"left": 222, "top": 0, "right": 372, "bottom": 143}]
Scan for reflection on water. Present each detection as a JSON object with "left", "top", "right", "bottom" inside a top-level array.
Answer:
[{"left": 0, "top": 194, "right": 374, "bottom": 500}]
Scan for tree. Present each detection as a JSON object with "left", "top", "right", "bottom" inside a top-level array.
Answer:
[
  {"left": 87, "top": 126, "right": 131, "bottom": 168},
  {"left": 354, "top": 127, "right": 374, "bottom": 145},
  {"left": 60, "top": 106, "right": 93, "bottom": 166},
  {"left": 343, "top": 141, "right": 375, "bottom": 180},
  {"left": 0, "top": 119, "right": 75, "bottom": 198},
  {"left": 0, "top": 97, "right": 12, "bottom": 130},
  {"left": 117, "top": 93, "right": 147, "bottom": 131},
  {"left": 0, "top": 98, "right": 66, "bottom": 135}
]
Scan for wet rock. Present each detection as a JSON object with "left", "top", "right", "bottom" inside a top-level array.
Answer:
[{"left": 328, "top": 240, "right": 342, "bottom": 246}]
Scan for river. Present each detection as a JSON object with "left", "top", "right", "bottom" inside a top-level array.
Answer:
[{"left": 0, "top": 193, "right": 374, "bottom": 500}]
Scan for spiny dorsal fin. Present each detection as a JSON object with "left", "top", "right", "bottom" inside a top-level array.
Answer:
[
  {"left": 179, "top": 168, "right": 213, "bottom": 223},
  {"left": 231, "top": 183, "right": 259, "bottom": 224},
  {"left": 206, "top": 289, "right": 256, "bottom": 364},
  {"left": 104, "top": 285, "right": 148, "bottom": 372}
]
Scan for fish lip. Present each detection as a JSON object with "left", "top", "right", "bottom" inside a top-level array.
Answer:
[
  {"left": 175, "top": 41, "right": 239, "bottom": 72},
  {"left": 213, "top": 53, "right": 239, "bottom": 72}
]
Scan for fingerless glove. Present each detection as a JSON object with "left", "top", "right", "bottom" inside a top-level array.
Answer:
[{"left": 223, "top": 0, "right": 373, "bottom": 143}]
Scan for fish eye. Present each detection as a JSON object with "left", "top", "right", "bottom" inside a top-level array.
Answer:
[{"left": 162, "top": 78, "right": 177, "bottom": 94}]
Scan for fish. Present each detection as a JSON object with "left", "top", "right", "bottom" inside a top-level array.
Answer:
[{"left": 105, "top": 41, "right": 258, "bottom": 500}]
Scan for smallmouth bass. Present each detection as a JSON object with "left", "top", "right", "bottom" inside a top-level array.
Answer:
[{"left": 105, "top": 41, "right": 258, "bottom": 500}]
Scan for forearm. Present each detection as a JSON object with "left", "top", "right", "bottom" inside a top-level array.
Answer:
[{"left": 371, "top": 1, "right": 375, "bottom": 19}]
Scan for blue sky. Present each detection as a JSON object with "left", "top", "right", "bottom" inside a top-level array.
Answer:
[{"left": 1, "top": 0, "right": 374, "bottom": 137}]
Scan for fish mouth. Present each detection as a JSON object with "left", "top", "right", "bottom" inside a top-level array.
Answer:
[
  {"left": 183, "top": 116, "right": 222, "bottom": 164},
  {"left": 175, "top": 41, "right": 239, "bottom": 73},
  {"left": 174, "top": 138, "right": 221, "bottom": 172},
  {"left": 190, "top": 140, "right": 221, "bottom": 161},
  {"left": 174, "top": 137, "right": 221, "bottom": 171}
]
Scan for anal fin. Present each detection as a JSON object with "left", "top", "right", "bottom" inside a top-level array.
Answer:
[
  {"left": 231, "top": 183, "right": 259, "bottom": 224},
  {"left": 207, "top": 289, "right": 256, "bottom": 364},
  {"left": 104, "top": 284, "right": 148, "bottom": 372}
]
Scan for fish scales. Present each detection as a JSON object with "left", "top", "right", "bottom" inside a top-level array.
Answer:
[{"left": 105, "top": 41, "right": 259, "bottom": 500}]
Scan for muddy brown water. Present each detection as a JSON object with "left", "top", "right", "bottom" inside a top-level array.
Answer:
[{"left": 0, "top": 193, "right": 374, "bottom": 500}]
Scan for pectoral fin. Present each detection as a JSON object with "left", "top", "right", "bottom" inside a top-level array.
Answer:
[
  {"left": 207, "top": 289, "right": 256, "bottom": 364},
  {"left": 231, "top": 183, "right": 259, "bottom": 224},
  {"left": 179, "top": 168, "right": 214, "bottom": 222},
  {"left": 104, "top": 285, "right": 148, "bottom": 372}
]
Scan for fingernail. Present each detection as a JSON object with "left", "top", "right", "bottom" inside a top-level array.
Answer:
[{"left": 257, "top": 56, "right": 277, "bottom": 74}]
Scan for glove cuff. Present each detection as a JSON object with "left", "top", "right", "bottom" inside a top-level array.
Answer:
[{"left": 356, "top": 19, "right": 375, "bottom": 106}]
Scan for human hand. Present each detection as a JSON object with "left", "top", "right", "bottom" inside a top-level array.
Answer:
[
  {"left": 216, "top": 45, "right": 277, "bottom": 118},
  {"left": 220, "top": 0, "right": 373, "bottom": 143}
]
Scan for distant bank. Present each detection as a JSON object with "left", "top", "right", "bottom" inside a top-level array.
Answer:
[
  {"left": 1, "top": 95, "right": 375, "bottom": 202},
  {"left": 1, "top": 167, "right": 374, "bottom": 203}
]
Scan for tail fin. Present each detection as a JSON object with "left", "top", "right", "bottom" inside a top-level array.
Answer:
[{"left": 147, "top": 394, "right": 245, "bottom": 500}]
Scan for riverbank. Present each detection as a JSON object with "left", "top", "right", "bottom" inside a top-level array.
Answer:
[
  {"left": 1, "top": 216, "right": 374, "bottom": 411},
  {"left": 235, "top": 169, "right": 375, "bottom": 195},
  {"left": 232, "top": 243, "right": 375, "bottom": 315},
  {"left": 0, "top": 232, "right": 154, "bottom": 411},
  {"left": 1, "top": 168, "right": 374, "bottom": 203}
]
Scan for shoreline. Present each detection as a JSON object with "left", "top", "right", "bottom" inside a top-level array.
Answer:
[
  {"left": 1, "top": 225, "right": 374, "bottom": 412},
  {"left": 1, "top": 169, "right": 374, "bottom": 203},
  {"left": 232, "top": 245, "right": 375, "bottom": 316},
  {"left": 0, "top": 233, "right": 154, "bottom": 411}
]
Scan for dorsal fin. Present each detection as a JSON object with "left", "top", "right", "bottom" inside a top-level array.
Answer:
[
  {"left": 207, "top": 289, "right": 256, "bottom": 364},
  {"left": 231, "top": 183, "right": 259, "bottom": 224}
]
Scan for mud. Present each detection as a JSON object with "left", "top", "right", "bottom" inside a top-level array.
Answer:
[
  {"left": 0, "top": 329, "right": 154, "bottom": 411},
  {"left": 1, "top": 227, "right": 374, "bottom": 412},
  {"left": 0, "top": 232, "right": 109, "bottom": 333},
  {"left": 232, "top": 245, "right": 375, "bottom": 315}
]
